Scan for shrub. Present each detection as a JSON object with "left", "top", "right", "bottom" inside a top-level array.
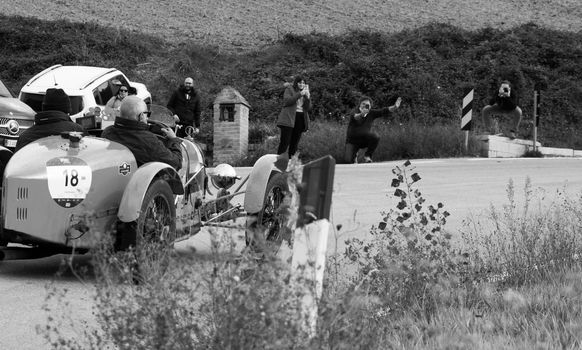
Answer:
[
  {"left": 2, "top": 15, "right": 582, "bottom": 149},
  {"left": 39, "top": 161, "right": 582, "bottom": 349}
]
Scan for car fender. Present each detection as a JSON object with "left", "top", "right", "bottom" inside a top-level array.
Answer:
[
  {"left": 244, "top": 154, "right": 288, "bottom": 214},
  {"left": 118, "top": 162, "right": 184, "bottom": 222}
]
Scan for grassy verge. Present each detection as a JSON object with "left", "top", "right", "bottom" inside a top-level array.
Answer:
[{"left": 38, "top": 161, "right": 582, "bottom": 349}]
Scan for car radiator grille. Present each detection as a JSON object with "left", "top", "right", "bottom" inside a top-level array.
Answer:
[{"left": 0, "top": 117, "right": 34, "bottom": 136}]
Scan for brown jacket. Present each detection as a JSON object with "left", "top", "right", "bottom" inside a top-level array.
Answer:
[{"left": 276, "top": 85, "right": 311, "bottom": 131}]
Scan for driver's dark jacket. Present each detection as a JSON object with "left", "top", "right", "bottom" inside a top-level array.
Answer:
[
  {"left": 101, "top": 118, "right": 182, "bottom": 170},
  {"left": 15, "top": 110, "right": 85, "bottom": 152}
]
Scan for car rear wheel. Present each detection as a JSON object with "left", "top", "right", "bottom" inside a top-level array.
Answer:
[
  {"left": 137, "top": 179, "right": 177, "bottom": 246},
  {"left": 245, "top": 172, "right": 290, "bottom": 253},
  {"left": 117, "top": 178, "right": 176, "bottom": 282}
]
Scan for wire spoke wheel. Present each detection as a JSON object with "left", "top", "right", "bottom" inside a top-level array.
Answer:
[
  {"left": 261, "top": 182, "right": 286, "bottom": 242},
  {"left": 246, "top": 172, "right": 290, "bottom": 253},
  {"left": 134, "top": 179, "right": 176, "bottom": 281},
  {"left": 140, "top": 194, "right": 173, "bottom": 243}
]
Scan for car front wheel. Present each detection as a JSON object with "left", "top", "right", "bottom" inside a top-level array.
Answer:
[{"left": 245, "top": 172, "right": 290, "bottom": 253}]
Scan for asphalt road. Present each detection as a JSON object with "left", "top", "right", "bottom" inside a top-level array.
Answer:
[{"left": 1, "top": 157, "right": 581, "bottom": 349}]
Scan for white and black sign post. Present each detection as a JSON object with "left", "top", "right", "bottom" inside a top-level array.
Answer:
[
  {"left": 461, "top": 88, "right": 474, "bottom": 151},
  {"left": 533, "top": 90, "right": 540, "bottom": 152},
  {"left": 291, "top": 155, "right": 335, "bottom": 339}
]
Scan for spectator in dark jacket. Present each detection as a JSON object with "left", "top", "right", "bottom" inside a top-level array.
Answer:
[
  {"left": 167, "top": 77, "right": 201, "bottom": 138},
  {"left": 102, "top": 96, "right": 182, "bottom": 170},
  {"left": 481, "top": 80, "right": 522, "bottom": 139},
  {"left": 344, "top": 96, "right": 401, "bottom": 163},
  {"left": 15, "top": 88, "right": 85, "bottom": 152}
]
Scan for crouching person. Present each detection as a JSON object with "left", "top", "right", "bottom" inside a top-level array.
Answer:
[
  {"left": 344, "top": 96, "right": 401, "bottom": 163},
  {"left": 481, "top": 80, "right": 522, "bottom": 139}
]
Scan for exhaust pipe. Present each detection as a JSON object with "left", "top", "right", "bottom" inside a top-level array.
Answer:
[{"left": 0, "top": 246, "right": 63, "bottom": 261}]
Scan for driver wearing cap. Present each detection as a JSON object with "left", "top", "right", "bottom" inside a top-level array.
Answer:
[
  {"left": 101, "top": 96, "right": 182, "bottom": 170},
  {"left": 15, "top": 88, "right": 85, "bottom": 152}
]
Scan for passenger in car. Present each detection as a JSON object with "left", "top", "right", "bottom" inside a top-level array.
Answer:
[
  {"left": 105, "top": 85, "right": 129, "bottom": 110},
  {"left": 101, "top": 96, "right": 183, "bottom": 170},
  {"left": 15, "top": 88, "right": 85, "bottom": 152}
]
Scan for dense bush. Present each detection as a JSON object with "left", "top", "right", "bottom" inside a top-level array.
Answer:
[{"left": 2, "top": 15, "right": 581, "bottom": 149}]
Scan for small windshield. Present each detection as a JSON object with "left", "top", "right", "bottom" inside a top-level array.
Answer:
[{"left": 148, "top": 104, "right": 176, "bottom": 127}]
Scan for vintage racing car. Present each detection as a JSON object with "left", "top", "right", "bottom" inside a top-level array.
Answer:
[{"left": 0, "top": 107, "right": 289, "bottom": 261}]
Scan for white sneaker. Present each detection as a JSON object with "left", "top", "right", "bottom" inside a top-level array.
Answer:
[{"left": 363, "top": 156, "right": 372, "bottom": 163}]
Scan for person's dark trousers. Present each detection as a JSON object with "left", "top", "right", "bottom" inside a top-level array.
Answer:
[
  {"left": 277, "top": 112, "right": 305, "bottom": 157},
  {"left": 344, "top": 132, "right": 380, "bottom": 163}
]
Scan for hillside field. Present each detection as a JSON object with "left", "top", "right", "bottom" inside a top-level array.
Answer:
[{"left": 1, "top": 0, "right": 581, "bottom": 51}]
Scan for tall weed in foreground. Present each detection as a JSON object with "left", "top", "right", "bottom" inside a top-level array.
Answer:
[
  {"left": 462, "top": 179, "right": 582, "bottom": 286},
  {"left": 335, "top": 161, "right": 462, "bottom": 316},
  {"left": 39, "top": 161, "right": 582, "bottom": 349}
]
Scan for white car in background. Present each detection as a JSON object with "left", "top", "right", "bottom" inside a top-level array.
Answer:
[{"left": 19, "top": 65, "right": 151, "bottom": 127}]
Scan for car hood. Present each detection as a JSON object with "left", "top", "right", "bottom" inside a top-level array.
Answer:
[{"left": 0, "top": 97, "right": 36, "bottom": 117}]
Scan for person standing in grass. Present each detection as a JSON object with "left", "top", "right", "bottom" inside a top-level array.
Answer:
[
  {"left": 481, "top": 80, "right": 522, "bottom": 139},
  {"left": 276, "top": 76, "right": 311, "bottom": 158},
  {"left": 344, "top": 96, "right": 402, "bottom": 163}
]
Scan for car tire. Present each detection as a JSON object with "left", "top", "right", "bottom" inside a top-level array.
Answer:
[
  {"left": 137, "top": 178, "right": 177, "bottom": 246},
  {"left": 117, "top": 178, "right": 176, "bottom": 282},
  {"left": 245, "top": 172, "right": 290, "bottom": 253}
]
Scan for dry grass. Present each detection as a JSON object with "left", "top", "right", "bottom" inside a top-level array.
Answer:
[{"left": 1, "top": 0, "right": 581, "bottom": 52}]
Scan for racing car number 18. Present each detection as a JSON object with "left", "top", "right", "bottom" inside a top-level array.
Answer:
[{"left": 46, "top": 157, "right": 92, "bottom": 208}]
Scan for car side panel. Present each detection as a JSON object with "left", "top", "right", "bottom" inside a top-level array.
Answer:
[{"left": 2, "top": 136, "right": 137, "bottom": 248}]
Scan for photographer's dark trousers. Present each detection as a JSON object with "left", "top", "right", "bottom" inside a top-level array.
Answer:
[
  {"left": 344, "top": 132, "right": 380, "bottom": 163},
  {"left": 482, "top": 104, "right": 522, "bottom": 134},
  {"left": 277, "top": 112, "right": 305, "bottom": 157}
]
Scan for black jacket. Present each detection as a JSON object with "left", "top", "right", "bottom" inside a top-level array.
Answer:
[
  {"left": 167, "top": 85, "right": 201, "bottom": 128},
  {"left": 490, "top": 93, "right": 519, "bottom": 112},
  {"left": 101, "top": 118, "right": 182, "bottom": 170},
  {"left": 346, "top": 107, "right": 393, "bottom": 143},
  {"left": 15, "top": 111, "right": 85, "bottom": 152}
]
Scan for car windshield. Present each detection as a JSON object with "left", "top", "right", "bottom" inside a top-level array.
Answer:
[
  {"left": 0, "top": 80, "right": 13, "bottom": 98},
  {"left": 20, "top": 92, "right": 84, "bottom": 114}
]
